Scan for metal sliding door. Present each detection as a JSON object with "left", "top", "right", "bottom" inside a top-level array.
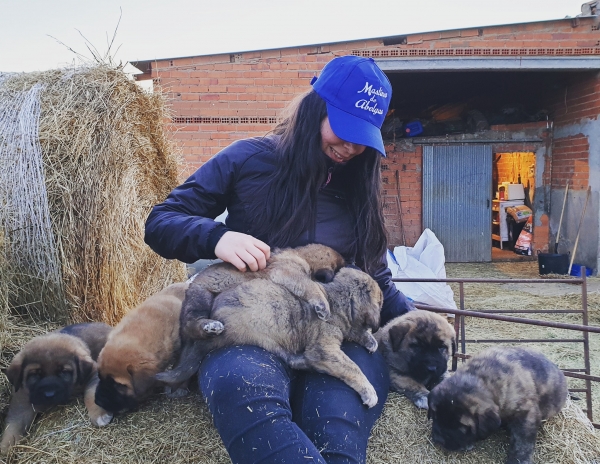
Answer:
[{"left": 423, "top": 145, "right": 492, "bottom": 262}]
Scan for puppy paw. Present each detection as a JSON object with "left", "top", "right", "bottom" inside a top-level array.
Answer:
[
  {"left": 361, "top": 385, "right": 378, "bottom": 408},
  {"left": 164, "top": 385, "right": 189, "bottom": 398},
  {"left": 1, "top": 433, "right": 20, "bottom": 455},
  {"left": 310, "top": 300, "right": 331, "bottom": 321},
  {"left": 202, "top": 320, "right": 224, "bottom": 335},
  {"left": 363, "top": 335, "right": 378, "bottom": 353},
  {"left": 412, "top": 394, "right": 429, "bottom": 410},
  {"left": 91, "top": 412, "right": 113, "bottom": 427}
]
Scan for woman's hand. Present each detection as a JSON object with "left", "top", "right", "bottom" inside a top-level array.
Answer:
[{"left": 214, "top": 231, "right": 271, "bottom": 272}]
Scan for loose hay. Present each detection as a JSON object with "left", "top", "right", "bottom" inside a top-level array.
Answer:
[
  {"left": 0, "top": 65, "right": 186, "bottom": 324},
  {"left": 1, "top": 393, "right": 598, "bottom": 464},
  {"left": 1, "top": 264, "right": 599, "bottom": 463}
]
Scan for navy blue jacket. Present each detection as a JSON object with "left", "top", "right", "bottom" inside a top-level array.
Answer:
[{"left": 144, "top": 136, "right": 414, "bottom": 326}]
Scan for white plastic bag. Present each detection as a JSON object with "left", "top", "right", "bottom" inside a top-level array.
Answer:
[{"left": 386, "top": 229, "right": 457, "bottom": 309}]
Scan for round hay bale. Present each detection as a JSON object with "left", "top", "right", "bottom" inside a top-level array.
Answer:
[{"left": 0, "top": 65, "right": 186, "bottom": 324}]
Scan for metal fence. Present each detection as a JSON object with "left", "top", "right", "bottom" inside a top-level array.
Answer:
[{"left": 392, "top": 270, "right": 600, "bottom": 429}]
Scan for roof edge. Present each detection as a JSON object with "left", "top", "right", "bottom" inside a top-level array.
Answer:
[{"left": 129, "top": 15, "right": 598, "bottom": 72}]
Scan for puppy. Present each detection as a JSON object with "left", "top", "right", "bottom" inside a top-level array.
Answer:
[
  {"left": 375, "top": 309, "right": 455, "bottom": 409},
  {"left": 428, "top": 346, "right": 568, "bottom": 464},
  {"left": 157, "top": 267, "right": 382, "bottom": 407},
  {"left": 180, "top": 243, "right": 345, "bottom": 341},
  {"left": 1, "top": 322, "right": 112, "bottom": 454},
  {"left": 94, "top": 282, "right": 188, "bottom": 415}
]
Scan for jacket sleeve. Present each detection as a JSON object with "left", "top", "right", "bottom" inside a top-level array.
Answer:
[
  {"left": 371, "top": 255, "right": 416, "bottom": 327},
  {"left": 144, "top": 143, "right": 246, "bottom": 263}
]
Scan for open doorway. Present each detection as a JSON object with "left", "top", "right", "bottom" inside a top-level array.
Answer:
[{"left": 491, "top": 151, "right": 535, "bottom": 259}]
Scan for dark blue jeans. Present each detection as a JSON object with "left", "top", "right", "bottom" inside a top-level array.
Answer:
[{"left": 199, "top": 343, "right": 390, "bottom": 464}]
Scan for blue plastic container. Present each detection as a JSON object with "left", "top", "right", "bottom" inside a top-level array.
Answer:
[
  {"left": 404, "top": 121, "right": 423, "bottom": 137},
  {"left": 570, "top": 263, "right": 593, "bottom": 277}
]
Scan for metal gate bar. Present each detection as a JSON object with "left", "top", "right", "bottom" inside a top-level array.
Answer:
[{"left": 392, "top": 270, "right": 599, "bottom": 428}]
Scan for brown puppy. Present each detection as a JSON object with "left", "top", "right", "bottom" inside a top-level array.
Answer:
[
  {"left": 1, "top": 322, "right": 112, "bottom": 454},
  {"left": 428, "top": 346, "right": 568, "bottom": 464},
  {"left": 180, "top": 243, "right": 345, "bottom": 341},
  {"left": 375, "top": 310, "right": 455, "bottom": 409},
  {"left": 94, "top": 282, "right": 188, "bottom": 415},
  {"left": 157, "top": 267, "right": 382, "bottom": 407}
]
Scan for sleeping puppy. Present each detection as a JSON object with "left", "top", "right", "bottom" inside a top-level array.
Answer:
[
  {"left": 375, "top": 310, "right": 455, "bottom": 409},
  {"left": 157, "top": 267, "right": 382, "bottom": 407},
  {"left": 180, "top": 243, "right": 345, "bottom": 341},
  {"left": 428, "top": 346, "right": 568, "bottom": 464},
  {"left": 94, "top": 282, "right": 188, "bottom": 415},
  {"left": 1, "top": 322, "right": 113, "bottom": 454}
]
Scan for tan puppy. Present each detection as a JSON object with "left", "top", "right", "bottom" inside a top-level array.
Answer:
[
  {"left": 428, "top": 346, "right": 568, "bottom": 464},
  {"left": 94, "top": 282, "right": 188, "bottom": 415},
  {"left": 157, "top": 267, "right": 382, "bottom": 407},
  {"left": 181, "top": 243, "right": 345, "bottom": 341},
  {"left": 375, "top": 310, "right": 455, "bottom": 409},
  {"left": 1, "top": 323, "right": 112, "bottom": 454}
]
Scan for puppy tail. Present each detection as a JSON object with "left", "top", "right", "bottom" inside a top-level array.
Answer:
[{"left": 155, "top": 340, "right": 205, "bottom": 385}]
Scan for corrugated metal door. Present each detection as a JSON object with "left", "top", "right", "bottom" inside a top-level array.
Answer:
[{"left": 423, "top": 145, "right": 492, "bottom": 262}]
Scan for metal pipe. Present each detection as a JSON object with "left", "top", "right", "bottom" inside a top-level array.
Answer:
[
  {"left": 394, "top": 277, "right": 584, "bottom": 284},
  {"left": 582, "top": 269, "right": 593, "bottom": 421},
  {"left": 462, "top": 338, "right": 582, "bottom": 343},
  {"left": 460, "top": 282, "right": 466, "bottom": 367},
  {"left": 411, "top": 139, "right": 543, "bottom": 144},
  {"left": 414, "top": 304, "right": 600, "bottom": 334}
]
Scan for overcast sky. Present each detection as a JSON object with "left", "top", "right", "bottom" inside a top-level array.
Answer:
[{"left": 0, "top": 0, "right": 587, "bottom": 73}]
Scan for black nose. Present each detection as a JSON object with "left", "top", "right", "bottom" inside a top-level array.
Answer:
[
  {"left": 44, "top": 390, "right": 56, "bottom": 398},
  {"left": 427, "top": 365, "right": 438, "bottom": 372},
  {"left": 314, "top": 269, "right": 335, "bottom": 283}
]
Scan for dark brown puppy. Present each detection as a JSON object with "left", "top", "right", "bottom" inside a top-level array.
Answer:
[
  {"left": 180, "top": 243, "right": 345, "bottom": 341},
  {"left": 1, "top": 322, "right": 112, "bottom": 454},
  {"left": 375, "top": 309, "right": 455, "bottom": 409},
  {"left": 94, "top": 282, "right": 188, "bottom": 415},
  {"left": 428, "top": 346, "right": 568, "bottom": 464},
  {"left": 157, "top": 267, "right": 382, "bottom": 407}
]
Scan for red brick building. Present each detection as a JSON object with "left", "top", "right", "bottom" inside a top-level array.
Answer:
[{"left": 133, "top": 14, "right": 600, "bottom": 270}]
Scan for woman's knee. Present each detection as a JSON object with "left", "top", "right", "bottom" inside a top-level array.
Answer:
[
  {"left": 198, "top": 345, "right": 290, "bottom": 415},
  {"left": 340, "top": 341, "right": 390, "bottom": 397}
]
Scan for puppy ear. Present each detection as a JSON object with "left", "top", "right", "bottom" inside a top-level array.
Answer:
[
  {"left": 75, "top": 355, "right": 95, "bottom": 385},
  {"left": 6, "top": 351, "right": 26, "bottom": 391},
  {"left": 389, "top": 322, "right": 411, "bottom": 352},
  {"left": 476, "top": 406, "right": 501, "bottom": 439},
  {"left": 127, "top": 364, "right": 156, "bottom": 398}
]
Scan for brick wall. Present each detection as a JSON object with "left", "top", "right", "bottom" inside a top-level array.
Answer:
[
  {"left": 137, "top": 16, "right": 599, "bottom": 250},
  {"left": 139, "top": 16, "right": 600, "bottom": 173},
  {"left": 542, "top": 72, "right": 599, "bottom": 191},
  {"left": 496, "top": 151, "right": 536, "bottom": 188},
  {"left": 551, "top": 135, "right": 590, "bottom": 189},
  {"left": 382, "top": 143, "right": 423, "bottom": 247}
]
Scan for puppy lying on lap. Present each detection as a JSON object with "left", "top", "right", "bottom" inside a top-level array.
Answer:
[
  {"left": 428, "top": 346, "right": 568, "bottom": 464},
  {"left": 94, "top": 282, "right": 189, "bottom": 415},
  {"left": 181, "top": 243, "right": 345, "bottom": 341},
  {"left": 158, "top": 267, "right": 382, "bottom": 407},
  {"left": 1, "top": 322, "right": 113, "bottom": 454},
  {"left": 375, "top": 310, "right": 455, "bottom": 409}
]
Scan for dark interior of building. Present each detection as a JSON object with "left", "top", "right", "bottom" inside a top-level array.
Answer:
[{"left": 382, "top": 70, "right": 584, "bottom": 138}]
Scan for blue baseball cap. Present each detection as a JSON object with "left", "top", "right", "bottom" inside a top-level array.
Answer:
[{"left": 311, "top": 56, "right": 392, "bottom": 157}]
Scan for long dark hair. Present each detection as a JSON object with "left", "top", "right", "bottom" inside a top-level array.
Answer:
[{"left": 250, "top": 90, "right": 388, "bottom": 273}]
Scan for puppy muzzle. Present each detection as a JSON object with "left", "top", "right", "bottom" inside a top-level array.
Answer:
[{"left": 30, "top": 377, "right": 71, "bottom": 408}]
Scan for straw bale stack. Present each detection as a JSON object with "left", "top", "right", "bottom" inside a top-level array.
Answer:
[{"left": 0, "top": 65, "right": 186, "bottom": 324}]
